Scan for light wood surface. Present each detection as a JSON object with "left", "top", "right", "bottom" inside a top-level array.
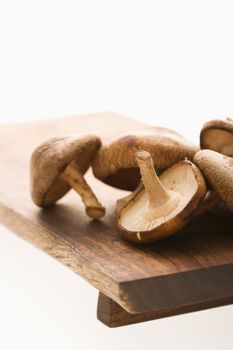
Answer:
[{"left": 0, "top": 112, "right": 232, "bottom": 322}]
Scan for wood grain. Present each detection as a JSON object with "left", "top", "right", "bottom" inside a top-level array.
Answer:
[{"left": 0, "top": 112, "right": 232, "bottom": 318}]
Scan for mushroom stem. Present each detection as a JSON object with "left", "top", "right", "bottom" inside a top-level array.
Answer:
[
  {"left": 61, "top": 162, "right": 105, "bottom": 219},
  {"left": 136, "top": 151, "right": 171, "bottom": 208}
]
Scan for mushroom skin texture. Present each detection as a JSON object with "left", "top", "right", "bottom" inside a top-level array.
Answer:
[
  {"left": 30, "top": 135, "right": 105, "bottom": 219},
  {"left": 93, "top": 127, "right": 199, "bottom": 191},
  {"left": 200, "top": 118, "right": 233, "bottom": 156},
  {"left": 117, "top": 151, "right": 207, "bottom": 244},
  {"left": 194, "top": 150, "right": 233, "bottom": 212}
]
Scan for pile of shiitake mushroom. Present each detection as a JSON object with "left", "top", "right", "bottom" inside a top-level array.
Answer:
[{"left": 30, "top": 118, "right": 233, "bottom": 244}]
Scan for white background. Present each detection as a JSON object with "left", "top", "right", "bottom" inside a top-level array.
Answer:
[{"left": 0, "top": 1, "right": 233, "bottom": 349}]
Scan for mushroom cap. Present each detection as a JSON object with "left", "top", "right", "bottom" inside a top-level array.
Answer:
[
  {"left": 117, "top": 160, "right": 207, "bottom": 244},
  {"left": 30, "top": 135, "right": 101, "bottom": 207},
  {"left": 193, "top": 190, "right": 221, "bottom": 216},
  {"left": 93, "top": 127, "right": 199, "bottom": 191},
  {"left": 200, "top": 118, "right": 233, "bottom": 156},
  {"left": 194, "top": 150, "right": 233, "bottom": 212}
]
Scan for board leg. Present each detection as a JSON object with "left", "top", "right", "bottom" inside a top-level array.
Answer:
[
  {"left": 97, "top": 292, "right": 233, "bottom": 328},
  {"left": 97, "top": 292, "right": 173, "bottom": 328}
]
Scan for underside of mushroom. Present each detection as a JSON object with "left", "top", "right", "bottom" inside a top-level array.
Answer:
[{"left": 117, "top": 151, "right": 207, "bottom": 243}]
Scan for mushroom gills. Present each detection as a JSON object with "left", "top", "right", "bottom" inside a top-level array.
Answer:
[{"left": 119, "top": 162, "right": 198, "bottom": 232}]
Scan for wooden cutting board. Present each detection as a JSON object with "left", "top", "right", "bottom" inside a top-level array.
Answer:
[{"left": 0, "top": 112, "right": 233, "bottom": 327}]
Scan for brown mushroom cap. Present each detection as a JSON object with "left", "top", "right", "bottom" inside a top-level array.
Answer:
[
  {"left": 193, "top": 190, "right": 221, "bottom": 216},
  {"left": 200, "top": 118, "right": 233, "bottom": 156},
  {"left": 117, "top": 158, "right": 207, "bottom": 244},
  {"left": 31, "top": 135, "right": 101, "bottom": 207},
  {"left": 93, "top": 127, "right": 199, "bottom": 191},
  {"left": 194, "top": 150, "right": 233, "bottom": 212}
]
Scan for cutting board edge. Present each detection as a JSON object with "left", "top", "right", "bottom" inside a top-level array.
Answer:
[
  {"left": 118, "top": 262, "right": 233, "bottom": 313},
  {"left": 0, "top": 202, "right": 136, "bottom": 310}
]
